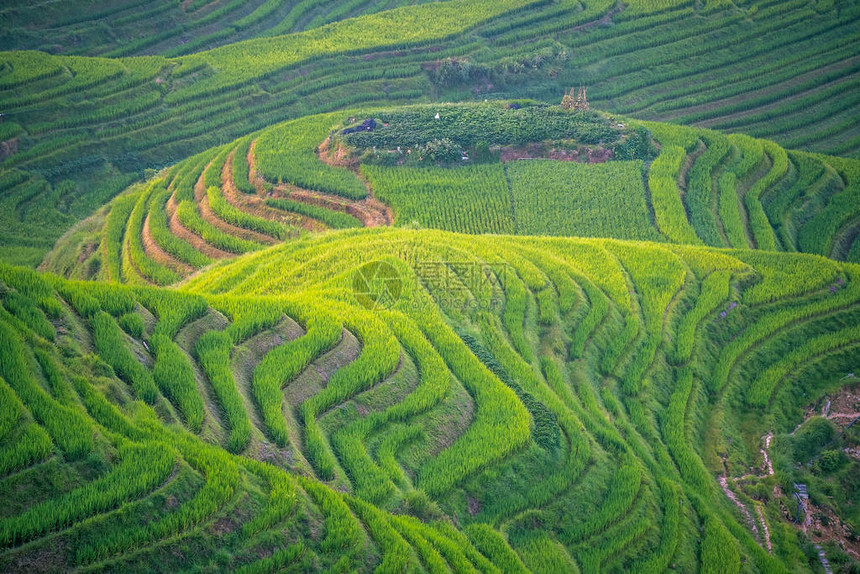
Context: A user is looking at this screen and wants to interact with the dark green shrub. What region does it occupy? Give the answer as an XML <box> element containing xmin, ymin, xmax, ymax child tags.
<box><xmin>792</xmin><ymin>417</ymin><xmax>836</xmax><ymax>463</ymax></box>
<box><xmin>817</xmin><ymin>449</ymin><xmax>845</xmax><ymax>474</ymax></box>
<box><xmin>415</xmin><ymin>138</ymin><xmax>462</xmax><ymax>164</ymax></box>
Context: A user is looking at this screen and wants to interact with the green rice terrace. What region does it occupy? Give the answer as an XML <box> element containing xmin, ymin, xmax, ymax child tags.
<box><xmin>1</xmin><ymin>0</ymin><xmax>859</xmax><ymax>264</ymax></box>
<box><xmin>2</xmin><ymin>0</ymin><xmax>860</xmax><ymax>572</ymax></box>
<box><xmin>3</xmin><ymin>227</ymin><xmax>860</xmax><ymax>572</ymax></box>
<box><xmin>1</xmin><ymin>99</ymin><xmax>858</xmax><ymax>572</ymax></box>
<box><xmin>44</xmin><ymin>102</ymin><xmax>860</xmax><ymax>284</ymax></box>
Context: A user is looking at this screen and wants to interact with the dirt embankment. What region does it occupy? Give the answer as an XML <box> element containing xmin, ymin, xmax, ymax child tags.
<box><xmin>142</xmin><ymin>213</ymin><xmax>193</xmax><ymax>274</ymax></box>
<box><xmin>300</xmin><ymin>137</ymin><xmax>393</xmax><ymax>227</ymax></box>
<box><xmin>192</xmin><ymin>159</ymin><xmax>277</xmax><ymax>245</ymax></box>
<box><xmin>223</xmin><ymin>148</ymin><xmax>323</xmax><ymax>233</ymax></box>
<box><xmin>164</xmin><ymin>159</ymin><xmax>233</xmax><ymax>260</ymax></box>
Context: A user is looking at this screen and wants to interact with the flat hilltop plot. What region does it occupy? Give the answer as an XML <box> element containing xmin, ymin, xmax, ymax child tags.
<box><xmin>508</xmin><ymin>160</ymin><xmax>663</xmax><ymax>240</ymax></box>
<box><xmin>363</xmin><ymin>159</ymin><xmax>664</xmax><ymax>240</ymax></box>
<box><xmin>44</xmin><ymin>102</ymin><xmax>658</xmax><ymax>283</ymax></box>
<box><xmin>342</xmin><ymin>103</ymin><xmax>626</xmax><ymax>149</ymax></box>
<box><xmin>363</xmin><ymin>163</ymin><xmax>515</xmax><ymax>234</ymax></box>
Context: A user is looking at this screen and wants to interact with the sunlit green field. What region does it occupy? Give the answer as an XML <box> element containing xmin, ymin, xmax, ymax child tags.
<box><xmin>1</xmin><ymin>0</ymin><xmax>859</xmax><ymax>571</ymax></box>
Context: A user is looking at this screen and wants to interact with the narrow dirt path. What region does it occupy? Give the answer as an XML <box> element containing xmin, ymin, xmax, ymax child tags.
<box><xmin>314</xmin><ymin>136</ymin><xmax>393</xmax><ymax>226</ymax></box>
<box><xmin>167</xmin><ymin>206</ymin><xmax>233</xmax><ymax>260</ymax></box>
<box><xmin>568</xmin><ymin>4</ymin><xmax>622</xmax><ymax>34</ymax></box>
<box><xmin>756</xmin><ymin>504</ymin><xmax>773</xmax><ymax>553</ymax></box>
<box><xmin>163</xmin><ymin>159</ymin><xmax>234</xmax><ymax>259</ymax></box>
<box><xmin>761</xmin><ymin>433</ymin><xmax>774</xmax><ymax>476</ymax></box>
<box><xmin>719</xmin><ymin>475</ymin><xmax>761</xmax><ymax>541</ymax></box>
<box><xmin>248</xmin><ymin>136</ymin><xmax>393</xmax><ymax>229</ymax></box>
<box><xmin>247</xmin><ymin>139</ymin><xmax>268</xmax><ymax>196</ymax></box>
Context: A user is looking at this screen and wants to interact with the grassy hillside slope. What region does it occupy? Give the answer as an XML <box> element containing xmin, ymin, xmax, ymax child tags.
<box><xmin>0</xmin><ymin>0</ymin><xmax>441</xmax><ymax>57</ymax></box>
<box><xmin>2</xmin><ymin>0</ymin><xmax>858</xmax><ymax>266</ymax></box>
<box><xmin>1</xmin><ymin>229</ymin><xmax>858</xmax><ymax>571</ymax></box>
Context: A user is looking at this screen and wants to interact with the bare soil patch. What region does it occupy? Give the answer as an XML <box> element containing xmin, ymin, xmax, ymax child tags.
<box><xmin>166</xmin><ymin>204</ymin><xmax>232</xmax><ymax>259</ymax></box>
<box><xmin>278</xmin><ymin>186</ymin><xmax>390</xmax><ymax>227</ymax></box>
<box><xmin>247</xmin><ymin>139</ymin><xmax>268</xmax><ymax>196</ymax></box>
<box><xmin>142</xmin><ymin>213</ymin><xmax>193</xmax><ymax>274</ymax></box>
<box><xmin>193</xmin><ymin>166</ymin><xmax>277</xmax><ymax>246</ymax></box>
<box><xmin>221</xmin><ymin>149</ymin><xmax>317</xmax><ymax>233</ymax></box>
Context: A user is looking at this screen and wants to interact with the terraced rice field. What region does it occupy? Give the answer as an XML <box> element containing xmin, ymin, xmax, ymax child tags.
<box><xmin>2</xmin><ymin>0</ymin><xmax>860</xmax><ymax>570</ymax></box>
<box><xmin>1</xmin><ymin>0</ymin><xmax>858</xmax><ymax>264</ymax></box>
<box><xmin>73</xmin><ymin>103</ymin><xmax>860</xmax><ymax>288</ymax></box>
<box><xmin>2</xmin><ymin>226</ymin><xmax>859</xmax><ymax>571</ymax></box>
